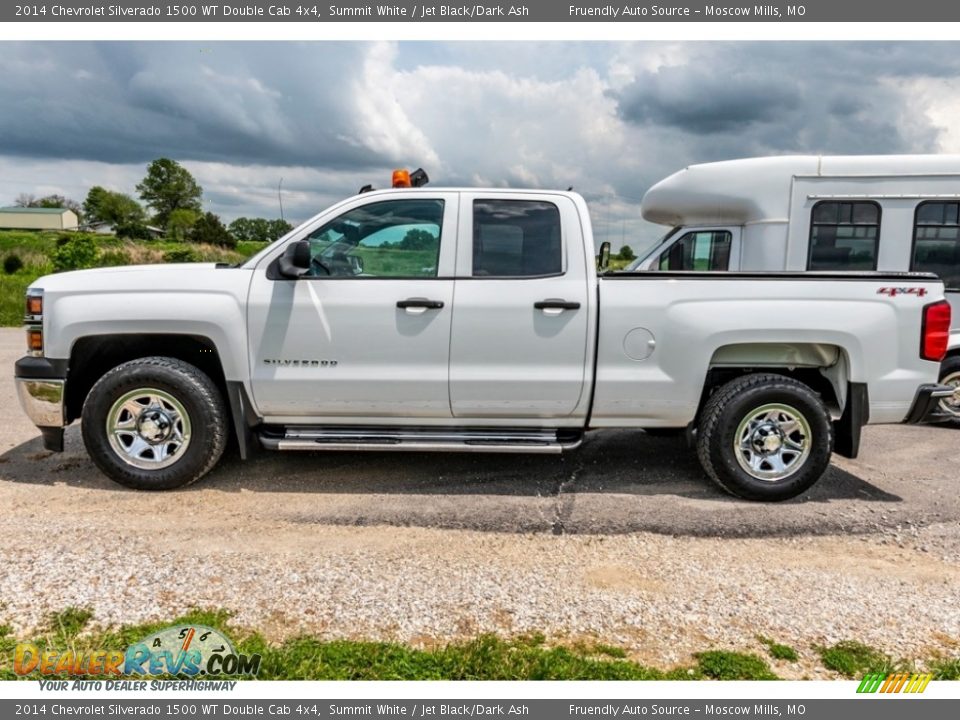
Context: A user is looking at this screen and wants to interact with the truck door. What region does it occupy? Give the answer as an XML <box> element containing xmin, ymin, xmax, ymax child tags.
<box><xmin>448</xmin><ymin>194</ymin><xmax>591</xmax><ymax>420</ymax></box>
<box><xmin>246</xmin><ymin>193</ymin><xmax>459</xmax><ymax>419</ymax></box>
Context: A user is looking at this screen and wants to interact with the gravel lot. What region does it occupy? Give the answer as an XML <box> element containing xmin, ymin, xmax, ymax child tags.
<box><xmin>1</xmin><ymin>328</ymin><xmax>958</xmax><ymax>677</ymax></box>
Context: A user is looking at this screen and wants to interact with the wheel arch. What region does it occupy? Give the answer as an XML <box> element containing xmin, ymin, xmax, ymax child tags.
<box><xmin>65</xmin><ymin>334</ymin><xmax>257</xmax><ymax>458</ymax></box>
<box><xmin>701</xmin><ymin>342</ymin><xmax>865</xmax><ymax>459</ymax></box>
<box><xmin>704</xmin><ymin>342</ymin><xmax>850</xmax><ymax>414</ymax></box>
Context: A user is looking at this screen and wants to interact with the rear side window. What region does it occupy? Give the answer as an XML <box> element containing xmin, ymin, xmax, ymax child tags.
<box><xmin>808</xmin><ymin>201</ymin><xmax>880</xmax><ymax>271</ymax></box>
<box><xmin>913</xmin><ymin>201</ymin><xmax>960</xmax><ymax>291</ymax></box>
<box><xmin>658</xmin><ymin>230</ymin><xmax>732</xmax><ymax>271</ymax></box>
<box><xmin>472</xmin><ymin>200</ymin><xmax>562</xmax><ymax>277</ymax></box>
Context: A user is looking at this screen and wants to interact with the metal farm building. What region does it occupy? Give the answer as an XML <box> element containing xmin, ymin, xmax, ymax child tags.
<box><xmin>0</xmin><ymin>207</ymin><xmax>79</xmax><ymax>231</ymax></box>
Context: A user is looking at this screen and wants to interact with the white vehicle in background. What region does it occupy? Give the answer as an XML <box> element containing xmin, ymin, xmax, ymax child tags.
<box><xmin>632</xmin><ymin>155</ymin><xmax>960</xmax><ymax>421</ymax></box>
<box><xmin>14</xmin><ymin>170</ymin><xmax>954</xmax><ymax>501</ymax></box>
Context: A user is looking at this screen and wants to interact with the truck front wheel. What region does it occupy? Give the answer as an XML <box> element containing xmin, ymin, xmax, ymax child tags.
<box><xmin>81</xmin><ymin>357</ymin><xmax>228</xmax><ymax>490</ymax></box>
<box><xmin>696</xmin><ymin>374</ymin><xmax>833</xmax><ymax>501</ymax></box>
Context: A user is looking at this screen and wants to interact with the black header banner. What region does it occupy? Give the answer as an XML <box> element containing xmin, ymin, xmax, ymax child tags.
<box><xmin>5</xmin><ymin>0</ymin><xmax>959</xmax><ymax>23</ymax></box>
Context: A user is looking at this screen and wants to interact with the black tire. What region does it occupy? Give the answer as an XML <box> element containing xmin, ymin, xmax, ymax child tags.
<box><xmin>81</xmin><ymin>357</ymin><xmax>228</xmax><ymax>490</ymax></box>
<box><xmin>937</xmin><ymin>355</ymin><xmax>960</xmax><ymax>425</ymax></box>
<box><xmin>696</xmin><ymin>373</ymin><xmax>833</xmax><ymax>502</ymax></box>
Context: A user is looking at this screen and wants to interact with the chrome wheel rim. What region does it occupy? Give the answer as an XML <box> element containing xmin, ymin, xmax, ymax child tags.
<box><xmin>734</xmin><ymin>403</ymin><xmax>811</xmax><ymax>482</ymax></box>
<box><xmin>106</xmin><ymin>388</ymin><xmax>192</xmax><ymax>470</ymax></box>
<box><xmin>939</xmin><ymin>371</ymin><xmax>960</xmax><ymax>418</ymax></box>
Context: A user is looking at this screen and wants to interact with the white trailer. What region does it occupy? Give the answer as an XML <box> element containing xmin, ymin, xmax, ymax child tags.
<box><xmin>634</xmin><ymin>155</ymin><xmax>960</xmax><ymax>420</ymax></box>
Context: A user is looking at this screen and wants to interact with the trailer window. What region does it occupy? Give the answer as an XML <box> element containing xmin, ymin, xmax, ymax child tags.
<box><xmin>472</xmin><ymin>200</ymin><xmax>562</xmax><ymax>277</ymax></box>
<box><xmin>913</xmin><ymin>201</ymin><xmax>960</xmax><ymax>291</ymax></box>
<box><xmin>808</xmin><ymin>201</ymin><xmax>880</xmax><ymax>271</ymax></box>
<box><xmin>657</xmin><ymin>230</ymin><xmax>732</xmax><ymax>271</ymax></box>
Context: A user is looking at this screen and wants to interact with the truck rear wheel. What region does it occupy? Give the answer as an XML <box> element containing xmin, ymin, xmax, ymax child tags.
<box><xmin>696</xmin><ymin>373</ymin><xmax>833</xmax><ymax>501</ymax></box>
<box><xmin>81</xmin><ymin>357</ymin><xmax>228</xmax><ymax>490</ymax></box>
<box><xmin>938</xmin><ymin>356</ymin><xmax>960</xmax><ymax>424</ymax></box>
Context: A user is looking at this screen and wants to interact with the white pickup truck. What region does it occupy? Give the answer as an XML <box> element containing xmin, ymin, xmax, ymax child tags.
<box><xmin>14</xmin><ymin>175</ymin><xmax>955</xmax><ymax>501</ymax></box>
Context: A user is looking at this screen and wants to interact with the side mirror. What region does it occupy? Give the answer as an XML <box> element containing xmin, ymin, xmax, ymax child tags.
<box><xmin>278</xmin><ymin>240</ymin><xmax>311</xmax><ymax>278</ymax></box>
<box><xmin>598</xmin><ymin>241</ymin><xmax>611</xmax><ymax>272</ymax></box>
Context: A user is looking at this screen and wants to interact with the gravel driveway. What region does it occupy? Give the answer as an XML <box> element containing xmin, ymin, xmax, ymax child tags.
<box><xmin>1</xmin><ymin>328</ymin><xmax>958</xmax><ymax>677</ymax></box>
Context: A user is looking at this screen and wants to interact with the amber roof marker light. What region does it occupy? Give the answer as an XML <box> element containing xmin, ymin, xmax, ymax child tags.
<box><xmin>391</xmin><ymin>168</ymin><xmax>430</xmax><ymax>189</ymax></box>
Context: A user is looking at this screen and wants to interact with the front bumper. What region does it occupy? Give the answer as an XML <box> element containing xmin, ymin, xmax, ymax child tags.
<box><xmin>903</xmin><ymin>383</ymin><xmax>957</xmax><ymax>424</ymax></box>
<box><xmin>14</xmin><ymin>356</ymin><xmax>68</xmax><ymax>452</ymax></box>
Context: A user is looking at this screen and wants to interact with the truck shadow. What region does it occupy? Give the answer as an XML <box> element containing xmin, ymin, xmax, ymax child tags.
<box><xmin>1</xmin><ymin>426</ymin><xmax>908</xmax><ymax>535</ymax></box>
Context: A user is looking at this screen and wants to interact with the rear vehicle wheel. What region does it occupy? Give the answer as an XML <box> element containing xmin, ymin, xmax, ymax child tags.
<box><xmin>81</xmin><ymin>357</ymin><xmax>228</xmax><ymax>490</ymax></box>
<box><xmin>696</xmin><ymin>373</ymin><xmax>833</xmax><ymax>502</ymax></box>
<box><xmin>938</xmin><ymin>356</ymin><xmax>960</xmax><ymax>424</ymax></box>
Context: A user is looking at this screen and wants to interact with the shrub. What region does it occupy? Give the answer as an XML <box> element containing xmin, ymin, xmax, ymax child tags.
<box><xmin>3</xmin><ymin>254</ymin><xmax>23</xmax><ymax>275</ymax></box>
<box><xmin>163</xmin><ymin>247</ymin><xmax>200</xmax><ymax>263</ymax></box>
<box><xmin>189</xmin><ymin>212</ymin><xmax>236</xmax><ymax>248</ymax></box>
<box><xmin>99</xmin><ymin>250</ymin><xmax>132</xmax><ymax>267</ymax></box>
<box><xmin>115</xmin><ymin>222</ymin><xmax>153</xmax><ymax>240</ymax></box>
<box><xmin>53</xmin><ymin>235</ymin><xmax>98</xmax><ymax>272</ymax></box>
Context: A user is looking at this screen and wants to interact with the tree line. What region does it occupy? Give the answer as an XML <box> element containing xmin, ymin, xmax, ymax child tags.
<box><xmin>13</xmin><ymin>158</ymin><xmax>292</xmax><ymax>248</ymax></box>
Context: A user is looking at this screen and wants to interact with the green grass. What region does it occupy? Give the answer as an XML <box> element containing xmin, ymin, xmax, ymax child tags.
<box><xmin>757</xmin><ymin>636</ymin><xmax>799</xmax><ymax>662</ymax></box>
<box><xmin>3</xmin><ymin>608</ymin><xmax>957</xmax><ymax>681</ymax></box>
<box><xmin>0</xmin><ymin>230</ymin><xmax>266</xmax><ymax>327</ymax></box>
<box><xmin>0</xmin><ymin>608</ymin><xmax>777</xmax><ymax>681</ymax></box>
<box><xmin>817</xmin><ymin>641</ymin><xmax>896</xmax><ymax>677</ymax></box>
<box><xmin>929</xmin><ymin>656</ymin><xmax>960</xmax><ymax>680</ymax></box>
<box><xmin>694</xmin><ymin>650</ymin><xmax>778</xmax><ymax>680</ymax></box>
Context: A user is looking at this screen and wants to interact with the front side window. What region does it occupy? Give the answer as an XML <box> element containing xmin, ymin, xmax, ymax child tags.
<box><xmin>808</xmin><ymin>201</ymin><xmax>880</xmax><ymax>271</ymax></box>
<box><xmin>913</xmin><ymin>201</ymin><xmax>960</xmax><ymax>291</ymax></box>
<box><xmin>304</xmin><ymin>199</ymin><xmax>444</xmax><ymax>278</ymax></box>
<box><xmin>657</xmin><ymin>230</ymin><xmax>732</xmax><ymax>271</ymax></box>
<box><xmin>472</xmin><ymin>200</ymin><xmax>562</xmax><ymax>277</ymax></box>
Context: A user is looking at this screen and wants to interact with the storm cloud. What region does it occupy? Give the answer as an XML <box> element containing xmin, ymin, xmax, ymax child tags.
<box><xmin>2</xmin><ymin>41</ymin><xmax>960</xmax><ymax>247</ymax></box>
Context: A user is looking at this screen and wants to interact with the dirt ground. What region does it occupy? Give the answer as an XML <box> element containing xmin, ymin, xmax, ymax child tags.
<box><xmin>1</xmin><ymin>328</ymin><xmax>958</xmax><ymax>678</ymax></box>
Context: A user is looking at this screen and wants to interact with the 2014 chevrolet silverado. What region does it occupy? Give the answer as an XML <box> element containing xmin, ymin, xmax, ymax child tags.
<box><xmin>14</xmin><ymin>173</ymin><xmax>955</xmax><ymax>500</ymax></box>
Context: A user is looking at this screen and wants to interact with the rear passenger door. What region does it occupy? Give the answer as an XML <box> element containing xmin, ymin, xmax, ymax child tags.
<box><xmin>448</xmin><ymin>194</ymin><xmax>591</xmax><ymax>420</ymax></box>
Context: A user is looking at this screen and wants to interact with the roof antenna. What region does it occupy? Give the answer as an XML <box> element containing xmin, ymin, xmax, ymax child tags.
<box><xmin>278</xmin><ymin>177</ymin><xmax>285</xmax><ymax>221</ymax></box>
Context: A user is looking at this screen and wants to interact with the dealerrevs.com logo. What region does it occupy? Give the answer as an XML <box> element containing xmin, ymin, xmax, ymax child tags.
<box><xmin>14</xmin><ymin>624</ymin><xmax>261</xmax><ymax>679</ymax></box>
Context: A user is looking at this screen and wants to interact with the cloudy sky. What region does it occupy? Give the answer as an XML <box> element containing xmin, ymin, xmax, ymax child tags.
<box><xmin>3</xmin><ymin>41</ymin><xmax>960</xmax><ymax>249</ymax></box>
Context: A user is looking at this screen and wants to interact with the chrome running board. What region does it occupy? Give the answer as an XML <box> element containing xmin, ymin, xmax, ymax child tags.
<box><xmin>258</xmin><ymin>427</ymin><xmax>583</xmax><ymax>454</ymax></box>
